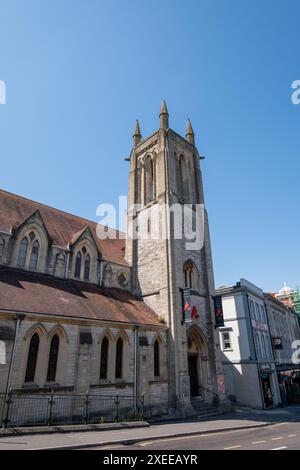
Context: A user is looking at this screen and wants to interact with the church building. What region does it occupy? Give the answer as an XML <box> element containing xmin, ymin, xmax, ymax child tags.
<box><xmin>0</xmin><ymin>102</ymin><xmax>226</xmax><ymax>421</ymax></box>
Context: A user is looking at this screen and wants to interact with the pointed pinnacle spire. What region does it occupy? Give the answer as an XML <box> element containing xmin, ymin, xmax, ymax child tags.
<box><xmin>159</xmin><ymin>99</ymin><xmax>169</xmax><ymax>130</ymax></box>
<box><xmin>185</xmin><ymin>118</ymin><xmax>195</xmax><ymax>145</ymax></box>
<box><xmin>160</xmin><ymin>99</ymin><xmax>168</xmax><ymax>116</ymax></box>
<box><xmin>133</xmin><ymin>119</ymin><xmax>142</xmax><ymax>146</ymax></box>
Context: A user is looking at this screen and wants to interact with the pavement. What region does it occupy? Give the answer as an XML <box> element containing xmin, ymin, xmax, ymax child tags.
<box><xmin>104</xmin><ymin>420</ymin><xmax>300</xmax><ymax>451</ymax></box>
<box><xmin>0</xmin><ymin>405</ymin><xmax>300</xmax><ymax>450</ymax></box>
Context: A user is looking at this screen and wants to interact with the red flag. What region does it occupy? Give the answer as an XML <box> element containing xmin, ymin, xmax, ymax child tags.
<box><xmin>215</xmin><ymin>307</ymin><xmax>222</xmax><ymax>317</ymax></box>
<box><xmin>191</xmin><ymin>306</ymin><xmax>199</xmax><ymax>319</ymax></box>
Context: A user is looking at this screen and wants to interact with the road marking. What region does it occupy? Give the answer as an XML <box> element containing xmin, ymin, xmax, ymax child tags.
<box><xmin>271</xmin><ymin>446</ymin><xmax>287</xmax><ymax>450</ymax></box>
<box><xmin>271</xmin><ymin>437</ymin><xmax>283</xmax><ymax>440</ymax></box>
<box><xmin>139</xmin><ymin>434</ymin><xmax>205</xmax><ymax>447</ymax></box>
<box><xmin>252</xmin><ymin>440</ymin><xmax>266</xmax><ymax>444</ymax></box>
<box><xmin>288</xmin><ymin>434</ymin><xmax>297</xmax><ymax>437</ymax></box>
<box><xmin>138</xmin><ymin>427</ymin><xmax>255</xmax><ymax>447</ymax></box>
<box><xmin>224</xmin><ymin>445</ymin><xmax>241</xmax><ymax>450</ymax></box>
<box><xmin>101</xmin><ymin>445</ymin><xmax>123</xmax><ymax>450</ymax></box>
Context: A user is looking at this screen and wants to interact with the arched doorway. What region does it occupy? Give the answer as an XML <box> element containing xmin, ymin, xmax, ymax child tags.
<box><xmin>187</xmin><ymin>326</ymin><xmax>210</xmax><ymax>400</ymax></box>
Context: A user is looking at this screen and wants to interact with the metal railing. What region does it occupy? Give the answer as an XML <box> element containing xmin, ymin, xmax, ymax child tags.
<box><xmin>198</xmin><ymin>385</ymin><xmax>220</xmax><ymax>406</ymax></box>
<box><xmin>198</xmin><ymin>384</ymin><xmax>219</xmax><ymax>397</ymax></box>
<box><xmin>0</xmin><ymin>391</ymin><xmax>144</xmax><ymax>428</ymax></box>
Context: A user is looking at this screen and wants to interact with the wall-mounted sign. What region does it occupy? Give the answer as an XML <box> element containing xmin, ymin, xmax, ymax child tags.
<box><xmin>272</xmin><ymin>337</ymin><xmax>283</xmax><ymax>350</ymax></box>
<box><xmin>213</xmin><ymin>295</ymin><xmax>224</xmax><ymax>327</ymax></box>
<box><xmin>217</xmin><ymin>374</ymin><xmax>226</xmax><ymax>394</ymax></box>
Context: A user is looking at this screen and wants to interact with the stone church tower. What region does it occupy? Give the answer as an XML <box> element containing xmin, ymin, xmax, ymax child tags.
<box><xmin>126</xmin><ymin>101</ymin><xmax>226</xmax><ymax>411</ymax></box>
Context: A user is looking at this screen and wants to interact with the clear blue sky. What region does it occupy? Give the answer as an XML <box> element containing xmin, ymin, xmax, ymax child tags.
<box><xmin>0</xmin><ymin>0</ymin><xmax>299</xmax><ymax>292</ymax></box>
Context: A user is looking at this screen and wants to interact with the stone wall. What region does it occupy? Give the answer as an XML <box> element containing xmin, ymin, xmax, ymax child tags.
<box><xmin>0</xmin><ymin>316</ymin><xmax>169</xmax><ymax>417</ymax></box>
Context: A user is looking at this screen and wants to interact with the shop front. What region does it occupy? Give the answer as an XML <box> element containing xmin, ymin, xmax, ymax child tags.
<box><xmin>277</xmin><ymin>365</ymin><xmax>300</xmax><ymax>405</ymax></box>
<box><xmin>260</xmin><ymin>364</ymin><xmax>279</xmax><ymax>408</ymax></box>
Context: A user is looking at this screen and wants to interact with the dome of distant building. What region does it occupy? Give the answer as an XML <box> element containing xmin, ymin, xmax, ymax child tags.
<box><xmin>278</xmin><ymin>283</ymin><xmax>293</xmax><ymax>296</ymax></box>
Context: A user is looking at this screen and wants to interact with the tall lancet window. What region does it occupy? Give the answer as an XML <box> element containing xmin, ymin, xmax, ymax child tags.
<box><xmin>84</xmin><ymin>254</ymin><xmax>90</xmax><ymax>281</ymax></box>
<box><xmin>25</xmin><ymin>333</ymin><xmax>40</xmax><ymax>382</ymax></box>
<box><xmin>29</xmin><ymin>239</ymin><xmax>39</xmax><ymax>271</ymax></box>
<box><xmin>47</xmin><ymin>334</ymin><xmax>60</xmax><ymax>382</ymax></box>
<box><xmin>115</xmin><ymin>337</ymin><xmax>123</xmax><ymax>379</ymax></box>
<box><xmin>100</xmin><ymin>336</ymin><xmax>109</xmax><ymax>380</ymax></box>
<box><xmin>184</xmin><ymin>261</ymin><xmax>198</xmax><ymax>290</ymax></box>
<box><xmin>144</xmin><ymin>156</ymin><xmax>155</xmax><ymax>205</ymax></box>
<box><xmin>0</xmin><ymin>236</ymin><xmax>5</xmax><ymax>260</ymax></box>
<box><xmin>178</xmin><ymin>156</ymin><xmax>190</xmax><ymax>202</ymax></box>
<box><xmin>178</xmin><ymin>157</ymin><xmax>184</xmax><ymax>200</ymax></box>
<box><xmin>154</xmin><ymin>339</ymin><xmax>160</xmax><ymax>377</ymax></box>
<box><xmin>74</xmin><ymin>252</ymin><xmax>81</xmax><ymax>278</ymax></box>
<box><xmin>136</xmin><ymin>164</ymin><xmax>142</xmax><ymax>204</ymax></box>
<box><xmin>18</xmin><ymin>237</ymin><xmax>28</xmax><ymax>268</ymax></box>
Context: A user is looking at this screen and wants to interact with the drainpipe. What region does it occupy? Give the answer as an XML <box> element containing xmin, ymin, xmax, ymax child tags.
<box><xmin>133</xmin><ymin>326</ymin><xmax>139</xmax><ymax>412</ymax></box>
<box><xmin>5</xmin><ymin>314</ymin><xmax>25</xmax><ymax>396</ymax></box>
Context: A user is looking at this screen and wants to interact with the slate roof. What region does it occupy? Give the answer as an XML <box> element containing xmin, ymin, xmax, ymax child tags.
<box><xmin>0</xmin><ymin>268</ymin><xmax>162</xmax><ymax>327</ymax></box>
<box><xmin>0</xmin><ymin>189</ymin><xmax>127</xmax><ymax>265</ymax></box>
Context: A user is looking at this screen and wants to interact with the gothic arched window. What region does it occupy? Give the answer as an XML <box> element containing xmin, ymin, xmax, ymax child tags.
<box><xmin>136</xmin><ymin>164</ymin><xmax>142</xmax><ymax>204</ymax></box>
<box><xmin>47</xmin><ymin>334</ymin><xmax>60</xmax><ymax>382</ymax></box>
<box><xmin>184</xmin><ymin>261</ymin><xmax>197</xmax><ymax>289</ymax></box>
<box><xmin>144</xmin><ymin>157</ymin><xmax>154</xmax><ymax>205</ymax></box>
<box><xmin>25</xmin><ymin>333</ymin><xmax>40</xmax><ymax>382</ymax></box>
<box><xmin>74</xmin><ymin>252</ymin><xmax>82</xmax><ymax>278</ymax></box>
<box><xmin>74</xmin><ymin>247</ymin><xmax>91</xmax><ymax>281</ymax></box>
<box><xmin>100</xmin><ymin>336</ymin><xmax>109</xmax><ymax>380</ymax></box>
<box><xmin>29</xmin><ymin>239</ymin><xmax>39</xmax><ymax>271</ymax></box>
<box><xmin>18</xmin><ymin>237</ymin><xmax>28</xmax><ymax>268</ymax></box>
<box><xmin>84</xmin><ymin>254</ymin><xmax>90</xmax><ymax>281</ymax></box>
<box><xmin>55</xmin><ymin>252</ymin><xmax>65</xmax><ymax>278</ymax></box>
<box><xmin>115</xmin><ymin>337</ymin><xmax>123</xmax><ymax>379</ymax></box>
<box><xmin>178</xmin><ymin>157</ymin><xmax>184</xmax><ymax>200</ymax></box>
<box><xmin>0</xmin><ymin>236</ymin><xmax>5</xmax><ymax>260</ymax></box>
<box><xmin>178</xmin><ymin>156</ymin><xmax>190</xmax><ymax>202</ymax></box>
<box><xmin>154</xmin><ymin>339</ymin><xmax>160</xmax><ymax>377</ymax></box>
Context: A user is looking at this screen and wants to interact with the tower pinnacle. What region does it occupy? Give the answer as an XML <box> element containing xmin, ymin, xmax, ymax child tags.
<box><xmin>185</xmin><ymin>118</ymin><xmax>195</xmax><ymax>145</ymax></box>
<box><xmin>133</xmin><ymin>119</ymin><xmax>142</xmax><ymax>146</ymax></box>
<box><xmin>159</xmin><ymin>99</ymin><xmax>169</xmax><ymax>130</ymax></box>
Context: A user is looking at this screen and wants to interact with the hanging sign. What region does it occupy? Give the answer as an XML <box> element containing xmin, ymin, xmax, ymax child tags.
<box><xmin>181</xmin><ymin>288</ymin><xmax>192</xmax><ymax>324</ymax></box>
<box><xmin>213</xmin><ymin>295</ymin><xmax>224</xmax><ymax>327</ymax></box>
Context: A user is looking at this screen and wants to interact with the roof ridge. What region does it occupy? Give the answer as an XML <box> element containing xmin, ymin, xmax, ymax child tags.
<box><xmin>0</xmin><ymin>188</ymin><xmax>125</xmax><ymax>236</ymax></box>
<box><xmin>0</xmin><ymin>265</ymin><xmax>128</xmax><ymax>293</ymax></box>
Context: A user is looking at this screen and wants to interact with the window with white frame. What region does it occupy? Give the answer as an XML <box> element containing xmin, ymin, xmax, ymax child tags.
<box><xmin>261</xmin><ymin>334</ymin><xmax>267</xmax><ymax>358</ymax></box>
<box><xmin>249</xmin><ymin>299</ymin><xmax>255</xmax><ymax>320</ymax></box>
<box><xmin>254</xmin><ymin>333</ymin><xmax>262</xmax><ymax>358</ymax></box>
<box><xmin>255</xmin><ymin>303</ymin><xmax>261</xmax><ymax>322</ymax></box>
<box><xmin>259</xmin><ymin>304</ymin><xmax>266</xmax><ymax>323</ymax></box>
<box><xmin>266</xmin><ymin>335</ymin><xmax>273</xmax><ymax>358</ymax></box>
<box><xmin>222</xmin><ymin>331</ymin><xmax>232</xmax><ymax>350</ymax></box>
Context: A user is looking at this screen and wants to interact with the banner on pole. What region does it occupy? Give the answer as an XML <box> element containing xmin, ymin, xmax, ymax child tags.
<box><xmin>213</xmin><ymin>295</ymin><xmax>224</xmax><ymax>327</ymax></box>
<box><xmin>181</xmin><ymin>288</ymin><xmax>192</xmax><ymax>323</ymax></box>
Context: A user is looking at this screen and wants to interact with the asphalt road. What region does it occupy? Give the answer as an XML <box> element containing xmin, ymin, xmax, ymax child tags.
<box><xmin>98</xmin><ymin>420</ymin><xmax>300</xmax><ymax>450</ymax></box>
